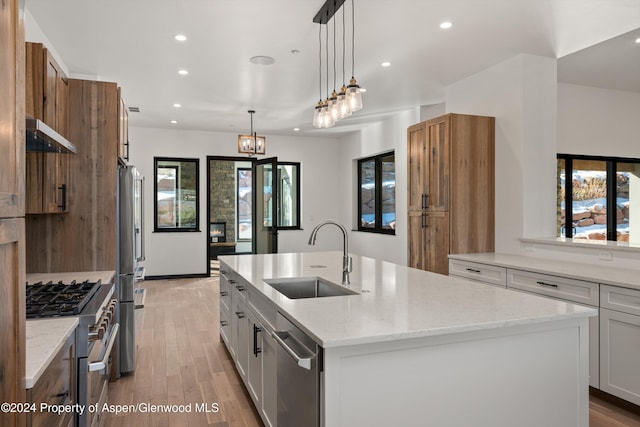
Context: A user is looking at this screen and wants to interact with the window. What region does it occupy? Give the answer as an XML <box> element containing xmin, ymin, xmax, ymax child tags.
<box><xmin>277</xmin><ymin>162</ymin><xmax>300</xmax><ymax>229</ymax></box>
<box><xmin>154</xmin><ymin>157</ymin><xmax>199</xmax><ymax>232</ymax></box>
<box><xmin>557</xmin><ymin>154</ymin><xmax>639</xmax><ymax>243</ymax></box>
<box><xmin>358</xmin><ymin>152</ymin><xmax>395</xmax><ymax>234</ymax></box>
<box><xmin>237</xmin><ymin>167</ymin><xmax>252</xmax><ymax>240</ymax></box>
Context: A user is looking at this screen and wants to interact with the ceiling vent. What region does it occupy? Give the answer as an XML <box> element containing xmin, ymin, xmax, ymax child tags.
<box><xmin>128</xmin><ymin>107</ymin><xmax>140</xmax><ymax>113</ymax></box>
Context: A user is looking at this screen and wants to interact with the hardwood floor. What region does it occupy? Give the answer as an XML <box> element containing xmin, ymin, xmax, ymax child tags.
<box><xmin>105</xmin><ymin>276</ymin><xmax>262</xmax><ymax>427</ymax></box>
<box><xmin>106</xmin><ymin>276</ymin><xmax>640</xmax><ymax>427</ymax></box>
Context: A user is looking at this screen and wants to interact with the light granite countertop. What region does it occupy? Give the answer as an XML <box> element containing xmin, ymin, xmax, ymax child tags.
<box><xmin>219</xmin><ymin>252</ymin><xmax>596</xmax><ymax>348</ymax></box>
<box><xmin>448</xmin><ymin>252</ymin><xmax>640</xmax><ymax>291</ymax></box>
<box><xmin>25</xmin><ymin>317</ymin><xmax>78</xmax><ymax>389</ymax></box>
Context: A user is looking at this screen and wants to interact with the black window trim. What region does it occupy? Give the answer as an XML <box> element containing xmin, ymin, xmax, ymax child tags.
<box><xmin>557</xmin><ymin>153</ymin><xmax>639</xmax><ymax>241</ymax></box>
<box><xmin>153</xmin><ymin>156</ymin><xmax>201</xmax><ymax>233</ymax></box>
<box><xmin>357</xmin><ymin>151</ymin><xmax>396</xmax><ymax>235</ymax></box>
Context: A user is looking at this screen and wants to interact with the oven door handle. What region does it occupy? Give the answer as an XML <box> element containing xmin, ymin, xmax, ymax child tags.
<box><xmin>88</xmin><ymin>323</ymin><xmax>119</xmax><ymax>372</ymax></box>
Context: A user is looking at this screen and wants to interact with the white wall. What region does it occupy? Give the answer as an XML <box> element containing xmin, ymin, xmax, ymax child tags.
<box><xmin>445</xmin><ymin>54</ymin><xmax>558</xmax><ymax>254</ymax></box>
<box><xmin>336</xmin><ymin>109</ymin><xmax>419</xmax><ymax>265</ymax></box>
<box><xmin>558</xmin><ymin>83</ymin><xmax>640</xmax><ymax>158</ymax></box>
<box><xmin>128</xmin><ymin>126</ymin><xmax>342</xmax><ymax>276</ymax></box>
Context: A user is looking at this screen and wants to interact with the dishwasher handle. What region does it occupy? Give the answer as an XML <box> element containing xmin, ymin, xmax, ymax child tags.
<box><xmin>272</xmin><ymin>330</ymin><xmax>315</xmax><ymax>370</ymax></box>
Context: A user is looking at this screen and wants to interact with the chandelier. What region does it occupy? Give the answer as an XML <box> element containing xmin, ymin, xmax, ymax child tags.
<box><xmin>312</xmin><ymin>0</ymin><xmax>363</xmax><ymax>129</ymax></box>
<box><xmin>237</xmin><ymin>110</ymin><xmax>266</xmax><ymax>155</ymax></box>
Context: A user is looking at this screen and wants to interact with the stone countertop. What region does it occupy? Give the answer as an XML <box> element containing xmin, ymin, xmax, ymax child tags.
<box><xmin>219</xmin><ymin>252</ymin><xmax>596</xmax><ymax>348</ymax></box>
<box><xmin>448</xmin><ymin>253</ymin><xmax>640</xmax><ymax>291</ymax></box>
<box><xmin>26</xmin><ymin>270</ymin><xmax>115</xmax><ymax>285</ymax></box>
<box><xmin>25</xmin><ymin>317</ymin><xmax>78</xmax><ymax>389</ymax></box>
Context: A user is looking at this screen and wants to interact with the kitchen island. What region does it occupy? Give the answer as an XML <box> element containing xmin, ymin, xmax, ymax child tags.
<box><xmin>219</xmin><ymin>252</ymin><xmax>596</xmax><ymax>427</ymax></box>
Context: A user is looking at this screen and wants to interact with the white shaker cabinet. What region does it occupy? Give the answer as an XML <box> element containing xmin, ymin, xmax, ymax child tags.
<box><xmin>448</xmin><ymin>259</ymin><xmax>506</xmax><ymax>288</ymax></box>
<box><xmin>600</xmin><ymin>285</ymin><xmax>640</xmax><ymax>405</ymax></box>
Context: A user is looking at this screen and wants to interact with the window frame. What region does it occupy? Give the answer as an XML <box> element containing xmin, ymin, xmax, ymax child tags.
<box><xmin>154</xmin><ymin>156</ymin><xmax>200</xmax><ymax>233</ymax></box>
<box><xmin>357</xmin><ymin>151</ymin><xmax>396</xmax><ymax>235</ymax></box>
<box><xmin>557</xmin><ymin>153</ymin><xmax>638</xmax><ymax>241</ymax></box>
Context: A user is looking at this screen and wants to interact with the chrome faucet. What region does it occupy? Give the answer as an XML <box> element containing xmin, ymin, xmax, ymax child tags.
<box><xmin>308</xmin><ymin>220</ymin><xmax>353</xmax><ymax>284</ymax></box>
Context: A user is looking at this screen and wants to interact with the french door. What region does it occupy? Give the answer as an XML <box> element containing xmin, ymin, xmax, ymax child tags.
<box><xmin>253</xmin><ymin>157</ymin><xmax>278</xmax><ymax>254</ymax></box>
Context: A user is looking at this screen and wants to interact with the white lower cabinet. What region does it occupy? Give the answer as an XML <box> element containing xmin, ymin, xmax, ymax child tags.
<box><xmin>448</xmin><ymin>259</ymin><xmax>507</xmax><ymax>288</ymax></box>
<box><xmin>220</xmin><ymin>261</ymin><xmax>276</xmax><ymax>427</ymax></box>
<box><xmin>600</xmin><ymin>285</ymin><xmax>640</xmax><ymax>405</ymax></box>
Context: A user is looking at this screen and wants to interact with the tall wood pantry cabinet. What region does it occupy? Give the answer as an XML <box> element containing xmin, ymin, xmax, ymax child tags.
<box><xmin>407</xmin><ymin>113</ymin><xmax>495</xmax><ymax>275</ymax></box>
<box><xmin>0</xmin><ymin>0</ymin><xmax>27</xmax><ymax>426</ymax></box>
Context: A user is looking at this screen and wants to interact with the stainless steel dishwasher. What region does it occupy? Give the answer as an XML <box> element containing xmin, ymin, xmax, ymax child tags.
<box><xmin>272</xmin><ymin>312</ymin><xmax>321</xmax><ymax>427</ymax></box>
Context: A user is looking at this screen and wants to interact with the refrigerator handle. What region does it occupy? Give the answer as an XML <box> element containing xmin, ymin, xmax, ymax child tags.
<box><xmin>138</xmin><ymin>176</ymin><xmax>146</xmax><ymax>262</ymax></box>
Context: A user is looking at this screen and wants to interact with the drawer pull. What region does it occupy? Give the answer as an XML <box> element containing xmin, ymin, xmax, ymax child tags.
<box><xmin>466</xmin><ymin>268</ymin><xmax>481</xmax><ymax>273</ymax></box>
<box><xmin>536</xmin><ymin>281</ymin><xmax>558</xmax><ymax>288</ymax></box>
<box><xmin>220</xmin><ymin>291</ymin><xmax>228</xmax><ymax>296</ymax></box>
<box><xmin>220</xmin><ymin>320</ymin><xmax>228</xmax><ymax>327</ymax></box>
<box><xmin>235</xmin><ymin>311</ymin><xmax>246</xmax><ymax>319</ymax></box>
<box><xmin>55</xmin><ymin>391</ymin><xmax>70</xmax><ymax>404</ymax></box>
<box><xmin>236</xmin><ymin>285</ymin><xmax>246</xmax><ymax>292</ymax></box>
<box><xmin>229</xmin><ymin>279</ymin><xmax>237</xmax><ymax>284</ymax></box>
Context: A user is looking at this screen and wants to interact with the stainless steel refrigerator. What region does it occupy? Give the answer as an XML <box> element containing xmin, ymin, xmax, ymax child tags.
<box><xmin>117</xmin><ymin>164</ymin><xmax>145</xmax><ymax>375</ymax></box>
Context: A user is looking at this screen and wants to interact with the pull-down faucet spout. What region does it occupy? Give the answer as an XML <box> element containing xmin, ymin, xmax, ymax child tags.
<box><xmin>308</xmin><ymin>221</ymin><xmax>352</xmax><ymax>284</ymax></box>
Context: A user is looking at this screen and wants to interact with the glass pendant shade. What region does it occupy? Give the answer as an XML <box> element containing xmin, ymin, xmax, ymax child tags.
<box><xmin>337</xmin><ymin>85</ymin><xmax>351</xmax><ymax>119</ymax></box>
<box><xmin>346</xmin><ymin>77</ymin><xmax>363</xmax><ymax>112</ymax></box>
<box><xmin>321</xmin><ymin>99</ymin><xmax>334</xmax><ymax>128</ymax></box>
<box><xmin>313</xmin><ymin>100</ymin><xmax>323</xmax><ymax>128</ymax></box>
<box><xmin>329</xmin><ymin>90</ymin><xmax>340</xmax><ymax>122</ymax></box>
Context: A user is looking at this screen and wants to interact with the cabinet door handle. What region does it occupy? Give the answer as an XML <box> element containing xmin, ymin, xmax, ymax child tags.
<box><xmin>220</xmin><ymin>320</ymin><xmax>228</xmax><ymax>327</ymax></box>
<box><xmin>536</xmin><ymin>281</ymin><xmax>558</xmax><ymax>288</ymax></box>
<box><xmin>253</xmin><ymin>324</ymin><xmax>262</xmax><ymax>357</ymax></box>
<box><xmin>236</xmin><ymin>285</ymin><xmax>245</xmax><ymax>292</ymax></box>
<box><xmin>229</xmin><ymin>279</ymin><xmax>236</xmax><ymax>284</ymax></box>
<box><xmin>124</xmin><ymin>141</ymin><xmax>130</xmax><ymax>161</ymax></box>
<box><xmin>466</xmin><ymin>268</ymin><xmax>481</xmax><ymax>274</ymax></box>
<box><xmin>220</xmin><ymin>291</ymin><xmax>228</xmax><ymax>296</ymax></box>
<box><xmin>57</xmin><ymin>184</ymin><xmax>67</xmax><ymax>211</ymax></box>
<box><xmin>235</xmin><ymin>311</ymin><xmax>245</xmax><ymax>319</ymax></box>
<box><xmin>421</xmin><ymin>194</ymin><xmax>427</xmax><ymax>209</ymax></box>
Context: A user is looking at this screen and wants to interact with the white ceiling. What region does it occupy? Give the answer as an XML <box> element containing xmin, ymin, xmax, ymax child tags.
<box><xmin>25</xmin><ymin>0</ymin><xmax>640</xmax><ymax>137</ymax></box>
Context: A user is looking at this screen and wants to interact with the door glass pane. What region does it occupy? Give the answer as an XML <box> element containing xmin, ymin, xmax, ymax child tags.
<box><xmin>277</xmin><ymin>163</ymin><xmax>299</xmax><ymax>228</ymax></box>
<box><xmin>360</xmin><ymin>159</ymin><xmax>375</xmax><ymax>229</ymax></box>
<box><xmin>262</xmin><ymin>165</ymin><xmax>273</xmax><ymax>228</ymax></box>
<box><xmin>381</xmin><ymin>154</ymin><xmax>396</xmax><ymax>230</ymax></box>
<box><xmin>237</xmin><ymin>168</ymin><xmax>252</xmax><ymax>240</ymax></box>
<box><xmin>557</xmin><ymin>159</ymin><xmax>566</xmax><ymax>237</ymax></box>
<box><xmin>617</xmin><ymin>163</ymin><xmax>639</xmax><ymax>243</ymax></box>
<box><xmin>572</xmin><ymin>160</ymin><xmax>607</xmax><ymax>240</ymax></box>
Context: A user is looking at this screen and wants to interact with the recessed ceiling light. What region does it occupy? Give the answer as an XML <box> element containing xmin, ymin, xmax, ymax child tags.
<box><xmin>250</xmin><ymin>56</ymin><xmax>275</xmax><ymax>65</ymax></box>
<box><xmin>293</xmin><ymin>127</ymin><xmax>300</xmax><ymax>132</ymax></box>
<box><xmin>178</xmin><ymin>69</ymin><xmax>189</xmax><ymax>76</ymax></box>
<box><xmin>174</xmin><ymin>34</ymin><xmax>187</xmax><ymax>42</ymax></box>
<box><xmin>291</xmin><ymin>50</ymin><xmax>300</xmax><ymax>55</ymax></box>
<box><xmin>636</xmin><ymin>37</ymin><xmax>640</xmax><ymax>44</ymax></box>
<box><xmin>440</xmin><ymin>21</ymin><xmax>453</xmax><ymax>29</ymax></box>
<box><xmin>173</xmin><ymin>103</ymin><xmax>182</xmax><ymax>108</ymax></box>
<box><xmin>381</xmin><ymin>61</ymin><xmax>391</xmax><ymax>67</ymax></box>
<box><xmin>170</xmin><ymin>120</ymin><xmax>178</xmax><ymax>124</ymax></box>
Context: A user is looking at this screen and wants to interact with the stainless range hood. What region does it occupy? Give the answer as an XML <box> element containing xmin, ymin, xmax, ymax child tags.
<box><xmin>26</xmin><ymin>116</ymin><xmax>77</xmax><ymax>154</ymax></box>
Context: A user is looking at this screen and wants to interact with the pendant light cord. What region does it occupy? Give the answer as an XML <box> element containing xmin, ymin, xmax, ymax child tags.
<box><xmin>351</xmin><ymin>0</ymin><xmax>355</xmax><ymax>78</ymax></box>
<box><xmin>333</xmin><ymin>12</ymin><xmax>336</xmax><ymax>92</ymax></box>
<box><xmin>342</xmin><ymin>5</ymin><xmax>346</xmax><ymax>86</ymax></box>
<box><xmin>318</xmin><ymin>23</ymin><xmax>322</xmax><ymax>101</ymax></box>
<box><xmin>326</xmin><ymin>17</ymin><xmax>329</xmax><ymax>99</ymax></box>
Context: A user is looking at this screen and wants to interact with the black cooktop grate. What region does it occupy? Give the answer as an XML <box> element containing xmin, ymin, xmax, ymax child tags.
<box><xmin>25</xmin><ymin>279</ymin><xmax>102</xmax><ymax>319</ymax></box>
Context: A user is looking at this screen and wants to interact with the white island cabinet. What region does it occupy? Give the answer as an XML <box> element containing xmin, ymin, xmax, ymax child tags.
<box><xmin>220</xmin><ymin>252</ymin><xmax>596</xmax><ymax>427</ymax></box>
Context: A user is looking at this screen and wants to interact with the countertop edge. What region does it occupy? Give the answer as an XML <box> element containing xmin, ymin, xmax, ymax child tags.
<box><xmin>25</xmin><ymin>317</ymin><xmax>78</xmax><ymax>389</ymax></box>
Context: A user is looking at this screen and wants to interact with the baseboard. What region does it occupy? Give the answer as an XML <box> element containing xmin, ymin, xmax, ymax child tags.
<box><xmin>144</xmin><ymin>273</ymin><xmax>210</xmax><ymax>280</ymax></box>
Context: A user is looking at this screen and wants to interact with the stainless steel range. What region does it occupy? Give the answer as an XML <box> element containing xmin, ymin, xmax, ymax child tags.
<box><xmin>26</xmin><ymin>278</ymin><xmax>118</xmax><ymax>427</ymax></box>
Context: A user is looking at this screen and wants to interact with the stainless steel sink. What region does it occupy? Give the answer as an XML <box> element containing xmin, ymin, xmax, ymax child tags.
<box><xmin>263</xmin><ymin>277</ymin><xmax>358</xmax><ymax>299</ymax></box>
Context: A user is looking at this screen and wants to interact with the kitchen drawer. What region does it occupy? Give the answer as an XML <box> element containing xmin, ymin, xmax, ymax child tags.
<box><xmin>600</xmin><ymin>285</ymin><xmax>640</xmax><ymax>316</ymax></box>
<box><xmin>220</xmin><ymin>277</ymin><xmax>231</xmax><ymax>311</ymax></box>
<box><xmin>232</xmin><ymin>276</ymin><xmax>248</xmax><ymax>302</ymax></box>
<box><xmin>448</xmin><ymin>259</ymin><xmax>506</xmax><ymax>288</ymax></box>
<box><xmin>507</xmin><ymin>269</ymin><xmax>598</xmax><ymax>306</ymax></box>
<box><xmin>220</xmin><ymin>306</ymin><xmax>231</xmax><ymax>347</ymax></box>
<box><xmin>248</xmin><ymin>287</ymin><xmax>277</xmax><ymax>333</ymax></box>
<box><xmin>27</xmin><ymin>333</ymin><xmax>75</xmax><ymax>427</ymax></box>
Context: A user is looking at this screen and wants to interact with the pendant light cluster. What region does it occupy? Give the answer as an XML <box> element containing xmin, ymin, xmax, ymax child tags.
<box><xmin>312</xmin><ymin>0</ymin><xmax>363</xmax><ymax>129</ymax></box>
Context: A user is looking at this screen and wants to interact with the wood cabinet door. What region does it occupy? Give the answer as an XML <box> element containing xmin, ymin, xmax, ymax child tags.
<box><xmin>425</xmin><ymin>212</ymin><xmax>450</xmax><ymax>274</ymax></box>
<box><xmin>0</xmin><ymin>219</ymin><xmax>27</xmax><ymax>427</ymax></box>
<box><xmin>407</xmin><ymin>211</ymin><xmax>425</xmax><ymax>270</ymax></box>
<box><xmin>426</xmin><ymin>116</ymin><xmax>450</xmax><ymax>212</ymax></box>
<box><xmin>407</xmin><ymin>122</ymin><xmax>426</xmax><ymax>212</ymax></box>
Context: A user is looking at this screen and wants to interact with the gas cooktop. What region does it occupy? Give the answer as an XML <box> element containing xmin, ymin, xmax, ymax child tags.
<box><xmin>25</xmin><ymin>280</ymin><xmax>102</xmax><ymax>319</ymax></box>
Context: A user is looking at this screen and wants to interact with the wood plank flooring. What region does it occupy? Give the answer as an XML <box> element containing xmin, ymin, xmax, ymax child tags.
<box><xmin>105</xmin><ymin>276</ymin><xmax>640</xmax><ymax>427</ymax></box>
